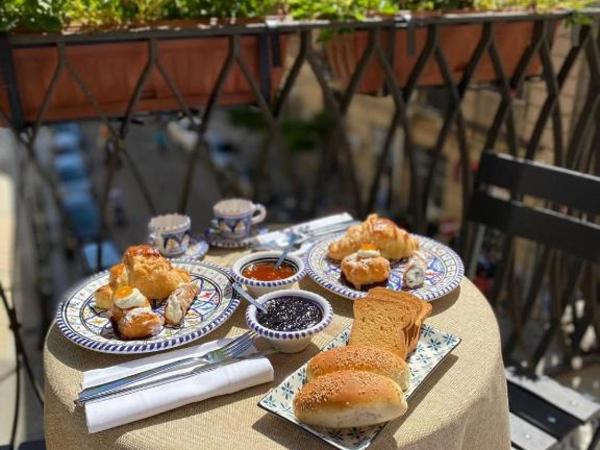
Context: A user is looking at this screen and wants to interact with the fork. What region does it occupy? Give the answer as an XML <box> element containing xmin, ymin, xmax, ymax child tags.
<box><xmin>76</xmin><ymin>330</ymin><xmax>257</xmax><ymax>405</ymax></box>
<box><xmin>81</xmin><ymin>348</ymin><xmax>280</xmax><ymax>405</ymax></box>
<box><xmin>254</xmin><ymin>221</ymin><xmax>358</xmax><ymax>251</ymax></box>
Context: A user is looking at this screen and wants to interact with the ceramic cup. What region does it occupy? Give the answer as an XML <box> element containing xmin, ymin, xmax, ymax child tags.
<box><xmin>212</xmin><ymin>198</ymin><xmax>266</xmax><ymax>239</ymax></box>
<box><xmin>148</xmin><ymin>213</ymin><xmax>191</xmax><ymax>257</ymax></box>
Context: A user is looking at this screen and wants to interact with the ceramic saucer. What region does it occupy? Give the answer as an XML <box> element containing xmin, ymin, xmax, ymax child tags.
<box><xmin>151</xmin><ymin>237</ymin><xmax>209</xmax><ymax>260</ymax></box>
<box><xmin>204</xmin><ymin>227</ymin><xmax>264</xmax><ymax>249</ymax></box>
<box><xmin>177</xmin><ymin>238</ymin><xmax>209</xmax><ymax>259</ymax></box>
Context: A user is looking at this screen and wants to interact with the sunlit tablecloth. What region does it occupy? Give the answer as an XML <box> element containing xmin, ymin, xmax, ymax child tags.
<box><xmin>44</xmin><ymin>247</ymin><xmax>510</xmax><ymax>450</ymax></box>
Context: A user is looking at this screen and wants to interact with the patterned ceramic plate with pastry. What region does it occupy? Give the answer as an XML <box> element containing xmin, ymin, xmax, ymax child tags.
<box><xmin>56</xmin><ymin>260</ymin><xmax>239</xmax><ymax>354</ymax></box>
<box><xmin>306</xmin><ymin>232</ymin><xmax>464</xmax><ymax>301</ymax></box>
<box><xmin>259</xmin><ymin>325</ymin><xmax>460</xmax><ymax>450</ymax></box>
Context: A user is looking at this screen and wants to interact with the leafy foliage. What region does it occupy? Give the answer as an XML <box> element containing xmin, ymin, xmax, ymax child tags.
<box><xmin>0</xmin><ymin>0</ymin><xmax>593</xmax><ymax>32</ymax></box>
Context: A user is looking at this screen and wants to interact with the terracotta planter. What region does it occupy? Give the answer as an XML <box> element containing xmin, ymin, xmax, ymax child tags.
<box><xmin>325</xmin><ymin>20</ymin><xmax>550</xmax><ymax>93</ymax></box>
<box><xmin>0</xmin><ymin>33</ymin><xmax>287</xmax><ymax>124</ymax></box>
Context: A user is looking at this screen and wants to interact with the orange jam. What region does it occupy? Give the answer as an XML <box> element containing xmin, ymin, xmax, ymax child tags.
<box><xmin>242</xmin><ymin>261</ymin><xmax>296</xmax><ymax>281</ymax></box>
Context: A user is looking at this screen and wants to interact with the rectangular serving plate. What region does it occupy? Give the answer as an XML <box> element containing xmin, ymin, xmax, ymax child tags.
<box><xmin>258</xmin><ymin>324</ymin><xmax>461</xmax><ymax>450</ymax></box>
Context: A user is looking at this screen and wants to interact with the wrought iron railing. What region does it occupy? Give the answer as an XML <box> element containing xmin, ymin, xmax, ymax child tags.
<box><xmin>1</xmin><ymin>10</ymin><xmax>599</xmax><ymax>367</ymax></box>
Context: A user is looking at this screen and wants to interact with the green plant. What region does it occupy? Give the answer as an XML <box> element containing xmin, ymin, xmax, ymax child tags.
<box><xmin>0</xmin><ymin>0</ymin><xmax>594</xmax><ymax>32</ymax></box>
<box><xmin>0</xmin><ymin>0</ymin><xmax>282</xmax><ymax>31</ymax></box>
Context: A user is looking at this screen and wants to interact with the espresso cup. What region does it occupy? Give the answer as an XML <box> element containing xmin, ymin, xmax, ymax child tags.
<box><xmin>148</xmin><ymin>213</ymin><xmax>191</xmax><ymax>257</ymax></box>
<box><xmin>212</xmin><ymin>198</ymin><xmax>266</xmax><ymax>239</ymax></box>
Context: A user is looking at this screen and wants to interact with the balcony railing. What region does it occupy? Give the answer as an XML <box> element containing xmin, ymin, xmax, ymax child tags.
<box><xmin>1</xmin><ymin>10</ymin><xmax>599</xmax><ymax>365</ymax></box>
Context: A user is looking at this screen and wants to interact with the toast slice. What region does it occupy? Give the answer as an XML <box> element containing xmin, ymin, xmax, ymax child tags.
<box><xmin>368</xmin><ymin>288</ymin><xmax>432</xmax><ymax>352</ymax></box>
<box><xmin>349</xmin><ymin>288</ymin><xmax>431</xmax><ymax>359</ymax></box>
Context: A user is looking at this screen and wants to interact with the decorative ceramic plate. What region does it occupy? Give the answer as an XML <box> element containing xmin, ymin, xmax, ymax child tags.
<box><xmin>56</xmin><ymin>261</ymin><xmax>239</xmax><ymax>354</ymax></box>
<box><xmin>305</xmin><ymin>234</ymin><xmax>464</xmax><ymax>301</ymax></box>
<box><xmin>259</xmin><ymin>324</ymin><xmax>460</xmax><ymax>450</ymax></box>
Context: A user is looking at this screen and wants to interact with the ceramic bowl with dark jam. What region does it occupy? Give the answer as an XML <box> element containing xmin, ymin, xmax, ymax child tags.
<box><xmin>231</xmin><ymin>251</ymin><xmax>306</xmax><ymax>297</ymax></box>
<box><xmin>245</xmin><ymin>289</ymin><xmax>333</xmax><ymax>353</ymax></box>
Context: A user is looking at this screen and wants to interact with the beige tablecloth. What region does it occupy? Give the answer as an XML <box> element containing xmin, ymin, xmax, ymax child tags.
<box><xmin>44</xmin><ymin>248</ymin><xmax>511</xmax><ymax>450</ymax></box>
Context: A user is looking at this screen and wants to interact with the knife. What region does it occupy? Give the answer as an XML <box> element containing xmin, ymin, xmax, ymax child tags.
<box><xmin>76</xmin><ymin>348</ymin><xmax>278</xmax><ymax>406</ymax></box>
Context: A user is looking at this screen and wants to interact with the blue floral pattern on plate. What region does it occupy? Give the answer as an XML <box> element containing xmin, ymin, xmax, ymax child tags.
<box><xmin>306</xmin><ymin>233</ymin><xmax>464</xmax><ymax>301</ymax></box>
<box><xmin>56</xmin><ymin>261</ymin><xmax>239</xmax><ymax>354</ymax></box>
<box><xmin>258</xmin><ymin>325</ymin><xmax>460</xmax><ymax>450</ymax></box>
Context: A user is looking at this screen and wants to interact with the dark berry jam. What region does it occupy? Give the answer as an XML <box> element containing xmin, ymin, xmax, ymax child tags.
<box><xmin>257</xmin><ymin>296</ymin><xmax>323</xmax><ymax>332</ymax></box>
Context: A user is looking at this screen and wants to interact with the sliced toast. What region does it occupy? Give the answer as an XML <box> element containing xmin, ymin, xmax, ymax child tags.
<box><xmin>349</xmin><ymin>288</ymin><xmax>432</xmax><ymax>359</ymax></box>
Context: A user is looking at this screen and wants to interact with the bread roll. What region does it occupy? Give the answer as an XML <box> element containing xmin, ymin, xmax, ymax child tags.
<box><xmin>109</xmin><ymin>263</ymin><xmax>129</xmax><ymax>290</ymax></box>
<box><xmin>94</xmin><ymin>284</ymin><xmax>113</xmax><ymax>310</ymax></box>
<box><xmin>123</xmin><ymin>244</ymin><xmax>190</xmax><ymax>300</ymax></box>
<box><xmin>307</xmin><ymin>345</ymin><xmax>410</xmax><ymax>391</ymax></box>
<box><xmin>294</xmin><ymin>370</ymin><xmax>407</xmax><ymax>428</ymax></box>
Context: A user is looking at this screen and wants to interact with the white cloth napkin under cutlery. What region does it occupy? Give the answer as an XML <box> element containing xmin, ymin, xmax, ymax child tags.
<box><xmin>82</xmin><ymin>338</ymin><xmax>274</xmax><ymax>433</ymax></box>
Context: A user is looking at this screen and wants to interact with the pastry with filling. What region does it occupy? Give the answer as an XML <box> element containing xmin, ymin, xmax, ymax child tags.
<box><xmin>117</xmin><ymin>307</ymin><xmax>164</xmax><ymax>340</ymax></box>
<box><xmin>328</xmin><ymin>214</ymin><xmax>419</xmax><ymax>261</ymax></box>
<box><xmin>122</xmin><ymin>244</ymin><xmax>190</xmax><ymax>300</ymax></box>
<box><xmin>93</xmin><ymin>284</ymin><xmax>113</xmax><ymax>310</ymax></box>
<box><xmin>340</xmin><ymin>244</ymin><xmax>390</xmax><ymax>290</ymax></box>
<box><xmin>403</xmin><ymin>251</ymin><xmax>427</xmax><ymax>289</ymax></box>
<box><xmin>164</xmin><ymin>282</ymin><xmax>199</xmax><ymax>326</ymax></box>
<box><xmin>109</xmin><ymin>286</ymin><xmax>163</xmax><ymax>339</ymax></box>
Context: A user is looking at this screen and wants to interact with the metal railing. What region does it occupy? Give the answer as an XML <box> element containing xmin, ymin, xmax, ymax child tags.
<box><xmin>1</xmin><ymin>10</ymin><xmax>599</xmax><ymax>367</ymax></box>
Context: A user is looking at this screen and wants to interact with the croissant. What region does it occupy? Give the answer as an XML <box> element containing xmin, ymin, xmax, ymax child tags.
<box><xmin>328</xmin><ymin>214</ymin><xmax>419</xmax><ymax>261</ymax></box>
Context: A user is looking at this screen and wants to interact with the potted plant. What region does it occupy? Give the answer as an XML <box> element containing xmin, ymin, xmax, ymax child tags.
<box><xmin>290</xmin><ymin>0</ymin><xmax>587</xmax><ymax>93</ymax></box>
<box><xmin>0</xmin><ymin>1</ymin><xmax>288</xmax><ymax>124</ymax></box>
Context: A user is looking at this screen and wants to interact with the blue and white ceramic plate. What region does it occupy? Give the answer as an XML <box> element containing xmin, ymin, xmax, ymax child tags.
<box><xmin>259</xmin><ymin>324</ymin><xmax>460</xmax><ymax>450</ymax></box>
<box><xmin>56</xmin><ymin>261</ymin><xmax>239</xmax><ymax>354</ymax></box>
<box><xmin>306</xmin><ymin>234</ymin><xmax>464</xmax><ymax>301</ymax></box>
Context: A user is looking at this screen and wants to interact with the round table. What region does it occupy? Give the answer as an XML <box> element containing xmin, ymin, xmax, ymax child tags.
<box><xmin>44</xmin><ymin>248</ymin><xmax>511</xmax><ymax>450</ymax></box>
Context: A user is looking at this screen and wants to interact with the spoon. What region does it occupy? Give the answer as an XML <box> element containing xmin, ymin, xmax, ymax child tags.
<box><xmin>232</xmin><ymin>282</ymin><xmax>269</xmax><ymax>314</ymax></box>
<box><xmin>274</xmin><ymin>234</ymin><xmax>300</xmax><ymax>269</ymax></box>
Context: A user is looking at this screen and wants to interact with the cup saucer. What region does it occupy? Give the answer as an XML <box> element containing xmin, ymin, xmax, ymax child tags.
<box><xmin>204</xmin><ymin>227</ymin><xmax>263</xmax><ymax>249</ymax></box>
<box><xmin>152</xmin><ymin>237</ymin><xmax>209</xmax><ymax>259</ymax></box>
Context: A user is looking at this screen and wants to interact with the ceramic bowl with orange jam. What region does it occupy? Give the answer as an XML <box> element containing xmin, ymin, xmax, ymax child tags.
<box><xmin>231</xmin><ymin>251</ymin><xmax>306</xmax><ymax>297</ymax></box>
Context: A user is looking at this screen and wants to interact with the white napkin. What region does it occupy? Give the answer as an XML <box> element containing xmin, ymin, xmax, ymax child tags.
<box><xmin>82</xmin><ymin>338</ymin><xmax>274</xmax><ymax>433</ymax></box>
<box><xmin>252</xmin><ymin>212</ymin><xmax>353</xmax><ymax>254</ymax></box>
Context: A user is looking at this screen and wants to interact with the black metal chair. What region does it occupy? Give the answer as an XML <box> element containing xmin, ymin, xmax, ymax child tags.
<box><xmin>465</xmin><ymin>151</ymin><xmax>600</xmax><ymax>450</ymax></box>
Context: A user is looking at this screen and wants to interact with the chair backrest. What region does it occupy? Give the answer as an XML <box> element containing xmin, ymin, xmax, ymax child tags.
<box><xmin>467</xmin><ymin>151</ymin><xmax>600</xmax><ymax>368</ymax></box>
<box><xmin>468</xmin><ymin>151</ymin><xmax>600</xmax><ymax>264</ymax></box>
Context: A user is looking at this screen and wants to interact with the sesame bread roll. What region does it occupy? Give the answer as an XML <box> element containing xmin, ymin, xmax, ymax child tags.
<box><xmin>294</xmin><ymin>370</ymin><xmax>408</xmax><ymax>428</ymax></box>
<box><xmin>306</xmin><ymin>346</ymin><xmax>410</xmax><ymax>391</ymax></box>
